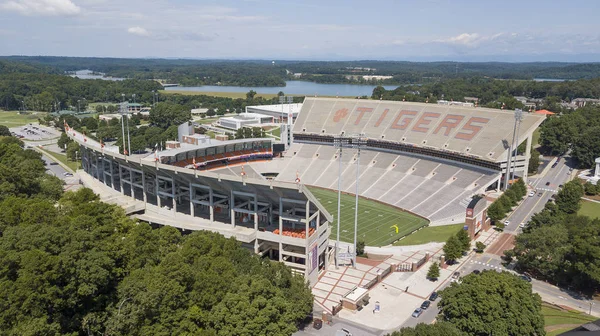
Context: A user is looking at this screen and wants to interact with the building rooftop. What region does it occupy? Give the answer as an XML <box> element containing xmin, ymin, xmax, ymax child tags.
<box><xmin>246</xmin><ymin>103</ymin><xmax>303</xmax><ymax>116</ymax></box>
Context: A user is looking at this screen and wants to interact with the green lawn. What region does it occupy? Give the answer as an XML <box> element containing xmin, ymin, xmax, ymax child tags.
<box><xmin>578</xmin><ymin>200</ymin><xmax>600</xmax><ymax>219</ymax></box>
<box><xmin>194</xmin><ymin>117</ymin><xmax>219</xmax><ymax>125</ymax></box>
<box><xmin>268</xmin><ymin>126</ymin><xmax>281</xmax><ymax>137</ymax></box>
<box><xmin>533</xmin><ymin>128</ymin><xmax>541</xmax><ymax>147</ymax></box>
<box><xmin>307</xmin><ymin>187</ymin><xmax>428</xmax><ymax>247</ymax></box>
<box><xmin>0</xmin><ymin>111</ymin><xmax>47</xmax><ymax>127</ymax></box>
<box><xmin>393</xmin><ymin>223</ymin><xmax>465</xmax><ymax>246</ymax></box>
<box><xmin>542</xmin><ymin>304</ymin><xmax>596</xmax><ymax>335</ymax></box>
<box><xmin>38</xmin><ymin>148</ymin><xmax>78</xmax><ymax>172</ymax></box>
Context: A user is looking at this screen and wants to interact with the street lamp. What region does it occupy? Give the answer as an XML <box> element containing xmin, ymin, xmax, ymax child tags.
<box><xmin>350</xmin><ymin>133</ymin><xmax>367</xmax><ymax>268</ymax></box>
<box><xmin>333</xmin><ymin>135</ymin><xmax>349</xmax><ymax>269</ymax></box>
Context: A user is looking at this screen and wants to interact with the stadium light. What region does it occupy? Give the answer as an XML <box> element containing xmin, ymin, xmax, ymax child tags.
<box><xmin>509</xmin><ymin>109</ymin><xmax>524</xmax><ymax>183</ymax></box>
<box><xmin>350</xmin><ymin>133</ymin><xmax>367</xmax><ymax>268</ymax></box>
<box><xmin>504</xmin><ymin>108</ymin><xmax>524</xmax><ymax>190</ymax></box>
<box><xmin>333</xmin><ymin>135</ymin><xmax>349</xmax><ymax>269</ymax></box>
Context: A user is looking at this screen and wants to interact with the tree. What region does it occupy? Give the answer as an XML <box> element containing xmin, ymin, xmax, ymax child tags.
<box><xmin>0</xmin><ymin>125</ymin><xmax>10</xmax><ymax>136</ymax></box>
<box><xmin>487</xmin><ymin>201</ymin><xmax>505</xmax><ymax>222</ymax></box>
<box><xmin>57</xmin><ymin>132</ymin><xmax>71</xmax><ymax>150</ymax></box>
<box><xmin>206</xmin><ymin>108</ymin><xmax>216</xmax><ymax>117</ymax></box>
<box><xmin>246</xmin><ymin>90</ymin><xmax>257</xmax><ymax>101</ymax></box>
<box><xmin>584</xmin><ymin>182</ymin><xmax>598</xmax><ymax>196</ymax></box>
<box><xmin>357</xmin><ymin>240</ymin><xmax>365</xmax><ymax>256</ymax></box>
<box><xmin>129</xmin><ymin>135</ymin><xmax>147</xmax><ymax>154</ymax></box>
<box><xmin>427</xmin><ymin>262</ymin><xmax>440</xmax><ymax>280</ymax></box>
<box><xmin>149</xmin><ymin>102</ymin><xmax>191</xmax><ymax>129</ymax></box>
<box><xmin>66</xmin><ymin>141</ymin><xmax>79</xmax><ymax>161</ymax></box>
<box><xmin>555</xmin><ymin>180</ymin><xmax>584</xmax><ymax>214</ymax></box>
<box><xmin>251</xmin><ymin>127</ymin><xmax>265</xmax><ymax>138</ymax></box>
<box><xmin>504</xmin><ymin>189</ymin><xmax>519</xmax><ymax>206</ymax></box>
<box><xmin>573</xmin><ymin>126</ymin><xmax>600</xmax><ymax>168</ymax></box>
<box><xmin>439</xmin><ymin>270</ymin><xmax>544</xmax><ymax>336</ymax></box>
<box><xmin>456</xmin><ymin>229</ymin><xmax>471</xmax><ymax>252</ymax></box>
<box><xmin>387</xmin><ymin>322</ymin><xmax>465</xmax><ymax>336</ymax></box>
<box><xmin>443</xmin><ymin>235</ymin><xmax>463</xmax><ymax>263</ymax></box>
<box><xmin>528</xmin><ymin>148</ymin><xmax>541</xmax><ymax>174</ymax></box>
<box><xmin>476</xmin><ymin>241</ymin><xmax>486</xmax><ymax>253</ymax></box>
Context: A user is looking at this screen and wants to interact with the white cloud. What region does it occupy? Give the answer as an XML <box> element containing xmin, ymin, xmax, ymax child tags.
<box><xmin>0</xmin><ymin>0</ymin><xmax>81</xmax><ymax>16</ymax></box>
<box><xmin>127</xmin><ymin>26</ymin><xmax>149</xmax><ymax>37</ymax></box>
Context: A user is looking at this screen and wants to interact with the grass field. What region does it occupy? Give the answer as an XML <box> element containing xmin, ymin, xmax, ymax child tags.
<box><xmin>542</xmin><ymin>304</ymin><xmax>596</xmax><ymax>336</ymax></box>
<box><xmin>579</xmin><ymin>200</ymin><xmax>600</xmax><ymax>219</ymax></box>
<box><xmin>307</xmin><ymin>187</ymin><xmax>428</xmax><ymax>247</ymax></box>
<box><xmin>268</xmin><ymin>126</ymin><xmax>281</xmax><ymax>137</ymax></box>
<box><xmin>393</xmin><ymin>223</ymin><xmax>464</xmax><ymax>246</ymax></box>
<box><xmin>161</xmin><ymin>90</ymin><xmax>279</xmax><ymax>99</ymax></box>
<box><xmin>533</xmin><ymin>128</ymin><xmax>541</xmax><ymax>147</ymax></box>
<box><xmin>38</xmin><ymin>148</ymin><xmax>78</xmax><ymax>172</ymax></box>
<box><xmin>0</xmin><ymin>111</ymin><xmax>47</xmax><ymax>127</ymax></box>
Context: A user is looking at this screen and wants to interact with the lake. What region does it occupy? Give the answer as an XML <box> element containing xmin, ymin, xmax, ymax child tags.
<box><xmin>165</xmin><ymin>81</ymin><xmax>399</xmax><ymax>97</ymax></box>
<box><xmin>69</xmin><ymin>70</ymin><xmax>125</xmax><ymax>81</ymax></box>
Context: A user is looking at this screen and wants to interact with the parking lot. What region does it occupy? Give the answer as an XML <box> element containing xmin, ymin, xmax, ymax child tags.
<box><xmin>10</xmin><ymin>124</ymin><xmax>60</xmax><ymax>141</ymax></box>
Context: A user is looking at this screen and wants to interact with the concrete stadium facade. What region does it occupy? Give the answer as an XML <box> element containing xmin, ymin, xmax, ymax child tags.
<box><xmin>68</xmin><ymin>130</ymin><xmax>332</xmax><ymax>286</ymax></box>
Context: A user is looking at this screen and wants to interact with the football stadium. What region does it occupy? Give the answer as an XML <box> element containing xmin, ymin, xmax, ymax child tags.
<box><xmin>68</xmin><ymin>97</ymin><xmax>545</xmax><ymax>286</ymax></box>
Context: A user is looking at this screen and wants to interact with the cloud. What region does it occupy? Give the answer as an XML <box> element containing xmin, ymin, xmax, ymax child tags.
<box><xmin>127</xmin><ymin>26</ymin><xmax>149</xmax><ymax>37</ymax></box>
<box><xmin>0</xmin><ymin>0</ymin><xmax>81</xmax><ymax>16</ymax></box>
<box><xmin>435</xmin><ymin>32</ymin><xmax>507</xmax><ymax>47</ymax></box>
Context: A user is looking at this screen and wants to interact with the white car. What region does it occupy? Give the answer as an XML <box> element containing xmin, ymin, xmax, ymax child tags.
<box><xmin>519</xmin><ymin>222</ymin><xmax>527</xmax><ymax>228</ymax></box>
<box><xmin>503</xmin><ymin>220</ymin><xmax>510</xmax><ymax>226</ymax></box>
<box><xmin>528</xmin><ymin>191</ymin><xmax>535</xmax><ymax>197</ymax></box>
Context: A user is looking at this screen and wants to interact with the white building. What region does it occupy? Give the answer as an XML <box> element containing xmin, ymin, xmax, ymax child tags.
<box><xmin>218</xmin><ymin>113</ymin><xmax>274</xmax><ymax>130</ymax></box>
<box><xmin>245</xmin><ymin>103</ymin><xmax>303</xmax><ymax>123</ymax></box>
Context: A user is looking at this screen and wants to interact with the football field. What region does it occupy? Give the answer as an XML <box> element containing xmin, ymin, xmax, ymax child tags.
<box><xmin>308</xmin><ymin>187</ymin><xmax>428</xmax><ymax>247</ymax></box>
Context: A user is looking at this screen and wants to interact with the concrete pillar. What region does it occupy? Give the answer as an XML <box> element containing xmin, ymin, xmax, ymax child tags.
<box><xmin>523</xmin><ymin>134</ymin><xmax>532</xmax><ymax>183</ymax></box>
<box><xmin>141</xmin><ymin>171</ymin><xmax>147</xmax><ymax>204</ymax></box>
<box><xmin>171</xmin><ymin>179</ymin><xmax>176</xmax><ymax>213</ymax></box>
<box><xmin>209</xmin><ymin>189</ymin><xmax>214</xmax><ymax>223</ymax></box>
<box><xmin>496</xmin><ymin>175</ymin><xmax>501</xmax><ymax>192</ymax></box>
<box><xmin>118</xmin><ymin>163</ymin><xmax>124</xmax><ymax>195</ymax></box>
<box><xmin>254</xmin><ymin>197</ymin><xmax>259</xmax><ymax>231</ymax></box>
<box><xmin>279</xmin><ymin>199</ymin><xmax>283</xmax><ymax>262</ymax></box>
<box><xmin>230</xmin><ymin>191</ymin><xmax>235</xmax><ymax>227</ymax></box>
<box><xmin>156</xmin><ymin>175</ymin><xmax>161</xmax><ymax>208</ymax></box>
<box><xmin>189</xmin><ymin>182</ymin><xmax>194</xmax><ymax>217</ymax></box>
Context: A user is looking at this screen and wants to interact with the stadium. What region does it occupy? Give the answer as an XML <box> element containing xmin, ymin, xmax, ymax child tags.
<box><xmin>68</xmin><ymin>97</ymin><xmax>545</xmax><ymax>286</ymax></box>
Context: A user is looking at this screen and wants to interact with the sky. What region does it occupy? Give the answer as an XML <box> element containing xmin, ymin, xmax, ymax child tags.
<box><xmin>1</xmin><ymin>0</ymin><xmax>600</xmax><ymax>61</ymax></box>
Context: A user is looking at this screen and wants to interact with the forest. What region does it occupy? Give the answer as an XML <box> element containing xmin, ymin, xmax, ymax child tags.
<box><xmin>4</xmin><ymin>56</ymin><xmax>600</xmax><ymax>88</ymax></box>
<box><xmin>0</xmin><ymin>136</ymin><xmax>313</xmax><ymax>335</ymax></box>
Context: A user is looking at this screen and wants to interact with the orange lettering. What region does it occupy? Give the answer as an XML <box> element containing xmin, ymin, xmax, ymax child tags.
<box><xmin>433</xmin><ymin>114</ymin><xmax>465</xmax><ymax>136</ymax></box>
<box><xmin>455</xmin><ymin>117</ymin><xmax>490</xmax><ymax>141</ymax></box>
<box><xmin>374</xmin><ymin>109</ymin><xmax>389</xmax><ymax>127</ymax></box>
<box><xmin>354</xmin><ymin>107</ymin><xmax>373</xmax><ymax>125</ymax></box>
<box><xmin>391</xmin><ymin>110</ymin><xmax>417</xmax><ymax>130</ymax></box>
<box><xmin>412</xmin><ymin>112</ymin><xmax>440</xmax><ymax>133</ymax></box>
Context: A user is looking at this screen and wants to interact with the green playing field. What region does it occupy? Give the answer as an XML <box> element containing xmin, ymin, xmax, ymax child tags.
<box><xmin>308</xmin><ymin>186</ymin><xmax>429</xmax><ymax>247</ymax></box>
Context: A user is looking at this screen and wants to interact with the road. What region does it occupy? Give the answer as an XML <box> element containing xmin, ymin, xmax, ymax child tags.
<box><xmin>504</xmin><ymin>155</ymin><xmax>574</xmax><ymax>233</ymax></box>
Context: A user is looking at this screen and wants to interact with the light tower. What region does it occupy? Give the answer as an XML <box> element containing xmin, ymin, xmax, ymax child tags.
<box><xmin>504</xmin><ymin>108</ymin><xmax>524</xmax><ymax>189</ymax></box>
<box><xmin>509</xmin><ymin>109</ymin><xmax>524</xmax><ymax>183</ymax></box>
<box><xmin>333</xmin><ymin>135</ymin><xmax>349</xmax><ymax>268</ymax></box>
<box><xmin>350</xmin><ymin>133</ymin><xmax>367</xmax><ymax>268</ymax></box>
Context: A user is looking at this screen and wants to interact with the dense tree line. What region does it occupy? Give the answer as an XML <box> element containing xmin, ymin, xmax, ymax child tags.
<box><xmin>372</xmin><ymin>76</ymin><xmax>600</xmax><ymax>112</ymax></box>
<box><xmin>442</xmin><ymin>226</ymin><xmax>472</xmax><ymax>263</ymax></box>
<box><xmin>392</xmin><ymin>271</ymin><xmax>544</xmax><ymax>336</ymax></box>
<box><xmin>0</xmin><ymin>72</ymin><xmax>162</xmax><ymax>112</ymax></box>
<box><xmin>512</xmin><ymin>180</ymin><xmax>600</xmax><ymax>293</ymax></box>
<box><xmin>539</xmin><ymin>105</ymin><xmax>600</xmax><ymax>168</ymax></box>
<box><xmin>486</xmin><ymin>179</ymin><xmax>528</xmax><ymax>224</ymax></box>
<box><xmin>0</xmin><ymin>137</ymin><xmax>313</xmax><ymax>334</ymax></box>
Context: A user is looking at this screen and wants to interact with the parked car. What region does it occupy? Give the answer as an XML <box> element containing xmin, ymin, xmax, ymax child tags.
<box><xmin>528</xmin><ymin>191</ymin><xmax>535</xmax><ymax>197</ymax></box>
<box><xmin>503</xmin><ymin>220</ymin><xmax>510</xmax><ymax>226</ymax></box>
<box><xmin>559</xmin><ymin>184</ymin><xmax>564</xmax><ymax>188</ymax></box>
<box><xmin>545</xmin><ymin>181</ymin><xmax>551</xmax><ymax>186</ymax></box>
<box><xmin>519</xmin><ymin>222</ymin><xmax>527</xmax><ymax>228</ymax></box>
<box><xmin>429</xmin><ymin>292</ymin><xmax>438</xmax><ymax>301</ymax></box>
<box><xmin>412</xmin><ymin>308</ymin><xmax>423</xmax><ymax>318</ymax></box>
<box><xmin>421</xmin><ymin>301</ymin><xmax>431</xmax><ymax>310</ymax></box>
<box><xmin>63</xmin><ymin>172</ymin><xmax>73</xmax><ymax>177</ymax></box>
<box><xmin>49</xmin><ymin>162</ymin><xmax>58</xmax><ymax>165</ymax></box>
<box><xmin>472</xmin><ymin>269</ymin><xmax>481</xmax><ymax>275</ymax></box>
<box><xmin>520</xmin><ymin>275</ymin><xmax>532</xmax><ymax>282</ymax></box>
<box><xmin>335</xmin><ymin>328</ymin><xmax>352</xmax><ymax>336</ymax></box>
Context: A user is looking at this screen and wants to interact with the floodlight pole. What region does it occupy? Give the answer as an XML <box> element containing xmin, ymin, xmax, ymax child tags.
<box><xmin>509</xmin><ymin>109</ymin><xmax>524</xmax><ymax>183</ymax></box>
<box><xmin>504</xmin><ymin>112</ymin><xmax>518</xmax><ymax>191</ymax></box>
<box><xmin>333</xmin><ymin>136</ymin><xmax>349</xmax><ymax>269</ymax></box>
<box><xmin>351</xmin><ymin>133</ymin><xmax>367</xmax><ymax>268</ymax></box>
<box><xmin>120</xmin><ymin>94</ymin><xmax>126</xmax><ymax>155</ymax></box>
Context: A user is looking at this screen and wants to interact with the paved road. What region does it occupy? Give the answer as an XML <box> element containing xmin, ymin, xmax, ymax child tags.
<box><xmin>40</xmin><ymin>154</ymin><xmax>70</xmax><ymax>179</ymax></box>
<box><xmin>504</xmin><ymin>155</ymin><xmax>574</xmax><ymax>234</ymax></box>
